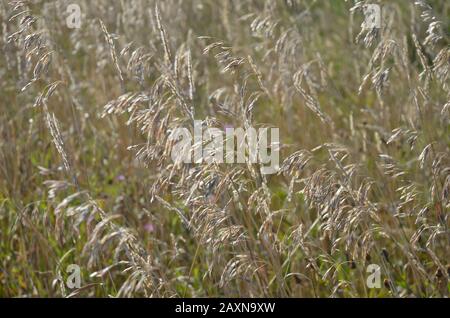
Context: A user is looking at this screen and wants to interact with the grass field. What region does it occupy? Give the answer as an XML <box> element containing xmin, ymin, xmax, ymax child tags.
<box><xmin>0</xmin><ymin>0</ymin><xmax>449</xmax><ymax>297</ymax></box>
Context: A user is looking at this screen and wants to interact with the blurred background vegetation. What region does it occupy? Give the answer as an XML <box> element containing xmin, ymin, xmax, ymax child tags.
<box><xmin>0</xmin><ymin>0</ymin><xmax>448</xmax><ymax>297</ymax></box>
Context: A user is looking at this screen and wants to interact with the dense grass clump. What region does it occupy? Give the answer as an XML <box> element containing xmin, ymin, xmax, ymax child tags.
<box><xmin>0</xmin><ymin>0</ymin><xmax>449</xmax><ymax>297</ymax></box>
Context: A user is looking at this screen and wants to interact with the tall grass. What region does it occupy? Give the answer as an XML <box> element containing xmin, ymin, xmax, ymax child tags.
<box><xmin>0</xmin><ymin>0</ymin><xmax>448</xmax><ymax>297</ymax></box>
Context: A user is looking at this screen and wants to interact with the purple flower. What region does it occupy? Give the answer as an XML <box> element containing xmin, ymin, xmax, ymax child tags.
<box><xmin>144</xmin><ymin>222</ymin><xmax>155</xmax><ymax>233</ymax></box>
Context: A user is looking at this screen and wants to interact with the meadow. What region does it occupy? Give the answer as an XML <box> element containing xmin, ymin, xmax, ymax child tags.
<box><xmin>0</xmin><ymin>0</ymin><xmax>449</xmax><ymax>297</ymax></box>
